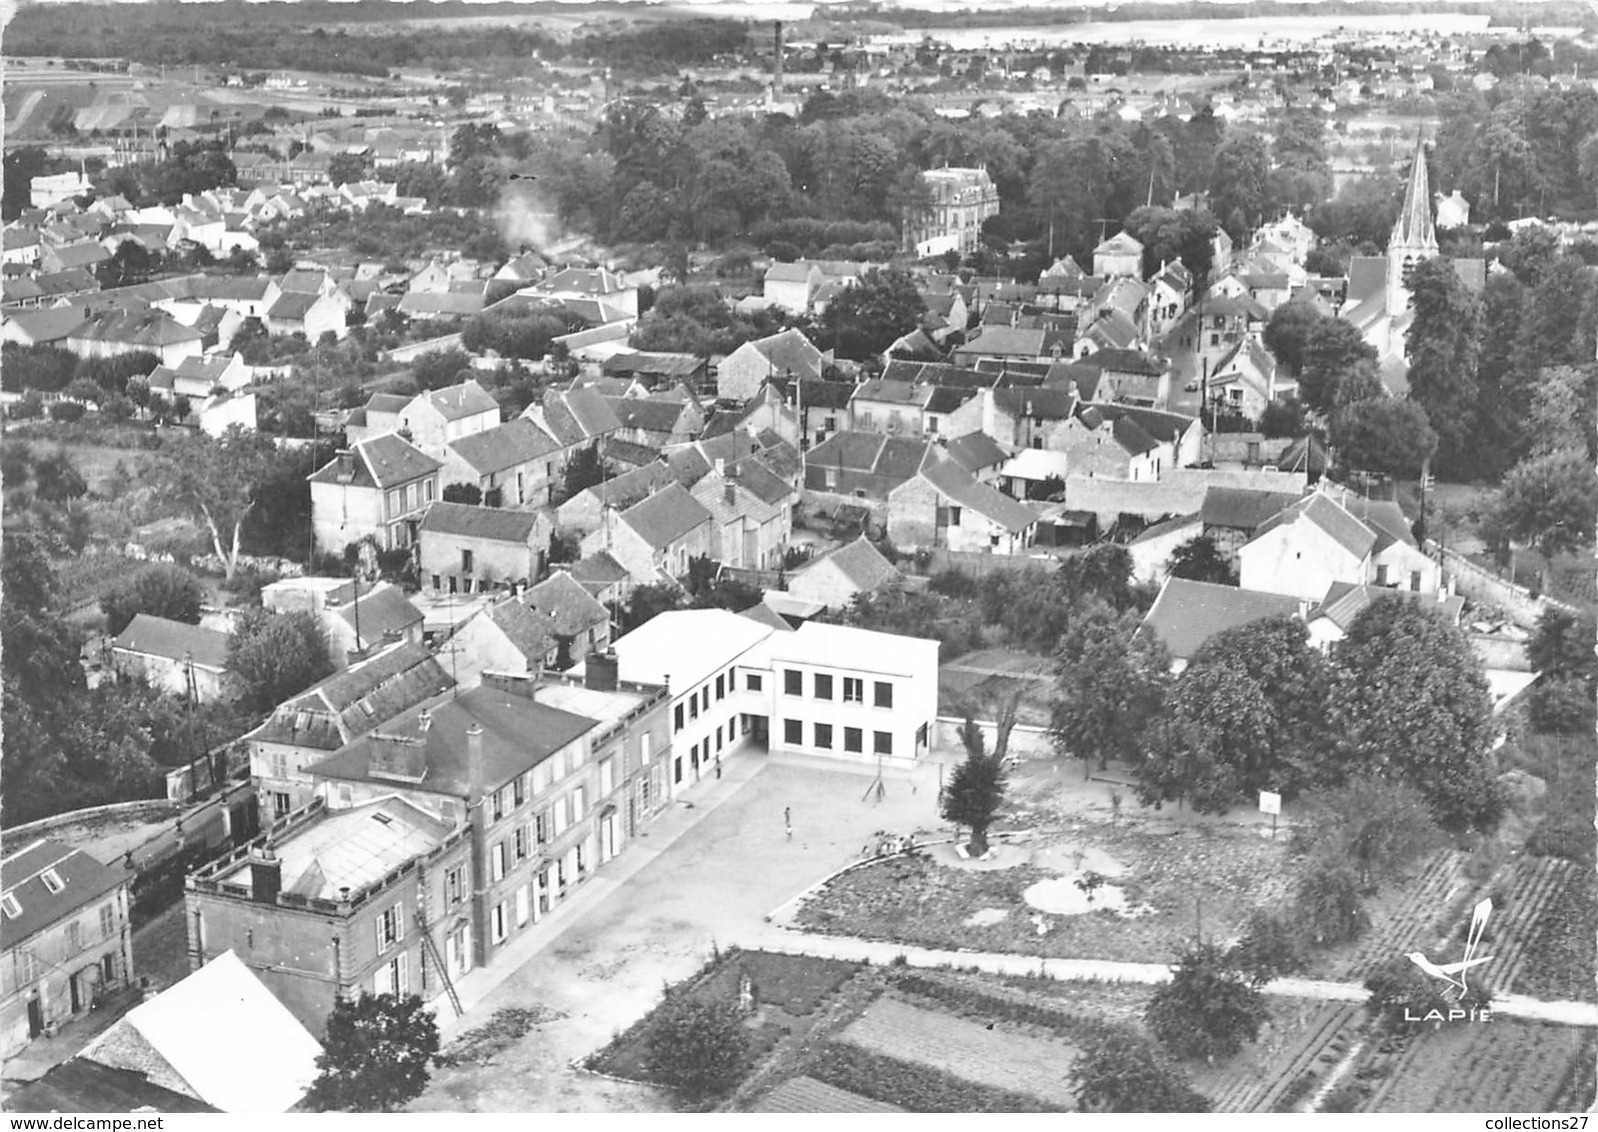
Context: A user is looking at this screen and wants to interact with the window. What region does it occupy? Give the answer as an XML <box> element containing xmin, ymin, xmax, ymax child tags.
<box><xmin>783</xmin><ymin>669</ymin><xmax>802</xmax><ymax>696</ymax></box>
<box><xmin>536</xmin><ymin>868</ymin><xmax>551</xmax><ymax>913</ymax></box>
<box><xmin>874</xmin><ymin>681</ymin><xmax>893</xmax><ymax>708</ymax></box>
<box><xmin>18</xmin><ymin>949</ymin><xmax>37</xmax><ymax>983</ymax></box>
<box><xmin>514</xmin><ymin>826</ymin><xmax>529</xmax><ymax>861</ymax></box>
<box><xmin>99</xmin><ymin>902</ymin><xmax>115</xmax><ymax>940</ymax></box>
<box><xmin>784</xmin><ymin>719</ymin><xmax>802</xmax><ymax>745</ymax></box>
<box><xmin>376</xmin><ymin>953</ymin><xmax>408</xmax><ymax>996</ymax></box>
<box><xmin>553</xmin><ymin>801</ymin><xmax>569</xmax><ymax>836</ymax></box>
<box><xmin>492</xmin><ymin>902</ymin><xmax>507</xmax><ymax>944</ymax></box>
<box><xmin>576</xmin><ymin>842</ymin><xmax>587</xmax><ymax>876</ymax></box>
<box><xmin>949</xmin><ymin>506</ymin><xmax>963</xmax><ymax>526</ymax></box>
<box><xmin>674</xmin><ymin>704</ymin><xmax>684</xmax><ymax>732</ymax></box>
<box><xmin>927</xmin><ymin>417</ymin><xmax>939</xmax><ymax>433</ymax></box>
<box><xmin>424</xmin><ymin>480</ymin><xmax>434</xmax><ymax>502</ymax></box>
<box><xmin>689</xmin><ymin>695</ymin><xmax>698</xmax><ymax>721</ymax></box>
<box><xmin>462</xmin><ymin>549</ymin><xmax>475</xmax><ymax>574</ymax></box>
<box><xmin>445</xmin><ymin>866</ymin><xmax>464</xmax><ymax>906</ymax></box>
<box><xmin>844</xmin><ymin>727</ymin><xmax>863</xmax><ymax>753</ymax></box>
<box><xmin>40</xmin><ymin>869</ymin><xmax>63</xmax><ymax>895</ymax></box>
<box><xmin>492</xmin><ymin>788</ymin><xmax>505</xmax><ymax>823</ymax></box>
<box><xmin>874</xmin><ymin>731</ymin><xmax>893</xmax><ymax>755</ymax></box>
<box><xmin>1</xmin><ymin>893</ymin><xmax>19</xmax><ymax>919</ymax></box>
<box><xmin>1411</xmin><ymin>570</ymin><xmax>1422</xmax><ymax>591</ymax></box>
<box><xmin>815</xmin><ymin>723</ymin><xmax>833</xmax><ymax>749</ymax></box>
<box><xmin>535</xmin><ymin>812</ymin><xmax>549</xmax><ymax>845</ymax></box>
<box><xmin>715</xmin><ymin>726</ymin><xmax>723</xmax><ymax>751</ymax></box>
<box><xmin>746</xmin><ymin>673</ymin><xmax>763</xmax><ymax>692</ymax></box>
<box><xmin>715</xmin><ymin>674</ymin><xmax>725</xmax><ymax>700</ymax></box>
<box><xmin>388</xmin><ymin>489</ymin><xmax>401</xmax><ymax>516</ymax></box>
<box><xmin>641</xmin><ymin>733</ymin><xmax>652</xmax><ymax>765</ymax></box>
<box><xmin>534</xmin><ymin>760</ymin><xmax>553</xmax><ymax>793</ymax></box>
<box><xmin>432</xmin><ymin>573</ymin><xmax>442</xmax><ymax>591</ymax></box>
<box><xmin>513</xmin><ymin>775</ymin><xmax>526</xmax><ymax>807</ymax></box>
<box><xmin>66</xmin><ymin>921</ymin><xmax>81</xmax><ymax>953</ymax></box>
<box><xmin>378</xmin><ymin>903</ymin><xmax>404</xmax><ymax>948</ymax></box>
<box><xmin>1375</xmin><ymin>564</ymin><xmax>1389</xmax><ymax>586</ymax></box>
<box><xmin>572</xmin><ymin>786</ymin><xmax>586</xmax><ymax>823</ymax></box>
<box><xmin>515</xmin><ymin>885</ymin><xmax>530</xmax><ymax>927</ymax></box>
<box><xmin>843</xmin><ymin>677</ymin><xmax>863</xmax><ymax>703</ymax></box>
<box><xmin>273</xmin><ymin>792</ymin><xmax>291</xmax><ymax>817</ymax></box>
<box><xmin>814</xmin><ymin>673</ymin><xmax>833</xmax><ymax>700</ymax></box>
<box><xmin>599</xmin><ymin>757</ymin><xmax>614</xmax><ymax>796</ymax></box>
<box><xmin>674</xmin><ymin>756</ymin><xmax>683</xmax><ymax>784</ymax></box>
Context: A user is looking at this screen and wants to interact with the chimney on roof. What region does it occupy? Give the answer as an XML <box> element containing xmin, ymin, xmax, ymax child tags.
<box><xmin>249</xmin><ymin>845</ymin><xmax>282</xmax><ymax>904</ymax></box>
<box><xmin>368</xmin><ymin>732</ymin><xmax>427</xmax><ymax>783</ymax></box>
<box><xmin>482</xmin><ymin>669</ymin><xmax>541</xmax><ymax>699</ymax></box>
<box><xmin>466</xmin><ymin>723</ymin><xmax>485</xmax><ymax>806</ymax></box>
<box><xmin>714</xmin><ymin>457</ymin><xmax>725</xmax><ymax>476</ymax></box>
<box><xmin>585</xmin><ymin>651</ymin><xmax>619</xmax><ymax>693</ymax></box>
<box><xmin>724</xmin><ymin>482</ymin><xmax>737</xmax><ymax>507</ymax></box>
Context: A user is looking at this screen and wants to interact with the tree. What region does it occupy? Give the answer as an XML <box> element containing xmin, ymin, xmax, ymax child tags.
<box><xmin>559</xmin><ymin>445</ymin><xmax>610</xmax><ymax>503</ymax></box>
<box><xmin>1261</xmin><ymin>299</ymin><xmax>1324</xmax><ymax>376</ymax></box>
<box><xmin>1405</xmin><ymin>256</ymin><xmax>1481</xmax><ymax>476</ymax></box>
<box><xmin>410</xmin><ymin>348</ymin><xmax>472</xmax><ymax>392</ymax></box>
<box><xmin>1328</xmin><ymin>598</ymin><xmax>1501</xmax><ymax>832</ymax></box>
<box><xmin>1055</xmin><ymin>543</ymin><xmax>1138</xmax><ymax>612</ymax></box>
<box><xmin>1483</xmin><ymin>448</ymin><xmax>1598</xmax><ymax>593</ymax></box>
<box><xmin>226</xmin><ymin>607</ymin><xmax>334</xmax><ymax>711</ymax></box>
<box><xmin>1208</xmin><ymin>133</ymin><xmax>1271</xmax><ymax>239</ymax></box>
<box><xmin>1050</xmin><ymin>603</ymin><xmax>1168</xmax><ymax>775</ymax></box>
<box><xmin>1294</xmin><ymin>865</ymin><xmax>1369</xmax><ymax>947</ymax></box>
<box><xmin>1365</xmin><ymin>954</ymin><xmax>1491</xmax><ymax>1028</ymax></box>
<box><xmin>1330</xmin><ymin>397</ymin><xmax>1438</xmax><ymax>479</ymax></box>
<box><xmin>101</xmin><ymin>564</ymin><xmax>205</xmax><ymax>636</ymax></box>
<box><xmin>1145</xmin><ymin>942</ymin><xmax>1269</xmax><ymax>1061</ymax></box>
<box><xmin>1294</xmin><ymin>776</ymin><xmax>1445</xmax><ymax>890</ymax></box>
<box><xmin>1230</xmin><ymin>911</ymin><xmax>1306</xmax><ymax>985</ymax></box>
<box><xmin>442</xmin><ymin>482</ymin><xmax>483</xmax><ymax>505</ymax></box>
<box><xmin>32</xmin><ymin>451</ymin><xmax>88</xmax><ymax>503</ymax></box>
<box><xmin>622</xmin><ymin>583</ymin><xmax>686</xmax><ymax>633</ymax></box>
<box><xmin>1165</xmin><ymin>534</ymin><xmax>1235</xmax><ymax>585</ymax></box>
<box><xmin>304</xmin><ymin>993</ymin><xmax>440</xmax><ymax>1112</ymax></box>
<box><xmin>1071</xmin><ymin>1025</ymin><xmax>1212</xmax><ymax>1112</ymax></box>
<box><xmin>645</xmin><ymin>997</ymin><xmax>750</xmax><ymax>1101</ymax></box>
<box><xmin>153</xmin><ymin>426</ymin><xmax>278</xmax><ymax>581</ymax></box>
<box><xmin>1297</xmin><ymin>317</ymin><xmax>1378</xmax><ymax>417</ymax></box>
<box><xmin>941</xmin><ymin>737</ymin><xmax>1008</xmax><ymax>856</ymax></box>
<box><xmin>817</xmin><ymin>267</ymin><xmax>926</xmax><ymax>361</ymax></box>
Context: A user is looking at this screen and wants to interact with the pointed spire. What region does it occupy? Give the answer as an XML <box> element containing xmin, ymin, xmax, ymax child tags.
<box><xmin>1390</xmin><ymin>133</ymin><xmax>1437</xmax><ymax>253</ymax></box>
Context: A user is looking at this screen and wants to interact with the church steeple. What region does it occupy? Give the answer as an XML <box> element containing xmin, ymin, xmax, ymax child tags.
<box><xmin>1386</xmin><ymin>135</ymin><xmax>1438</xmax><ymax>316</ymax></box>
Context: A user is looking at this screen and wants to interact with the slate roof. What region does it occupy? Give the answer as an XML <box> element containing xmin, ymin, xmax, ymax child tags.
<box><xmin>602</xmin><ymin>351</ymin><xmax>702</xmax><ymax>379</ymax></box>
<box><xmin>1340</xmin><ymin>494</ymin><xmax>1415</xmax><ymax>552</ymax></box>
<box><xmin>598</xmin><ymin>435</ymin><xmax>660</xmax><ymax>470</ymax></box>
<box><xmin>992</xmin><ymin>386</ymin><xmax>1079</xmax><ymax>421</ymax></box>
<box><xmin>606</xmin><ymin>395</ymin><xmax>692</xmax><ymax>434</ymax></box>
<box><xmin>306</xmin><ymin>685</ymin><xmax>598</xmax><ymax>797</ymax></box>
<box><xmin>1311</xmin><ymin>582</ymin><xmax>1464</xmax><ymax>633</ymax></box>
<box><xmin>68</xmin><ymin>309</ymin><xmax>201</xmax><ymax>349</ymax></box>
<box><xmin>943</xmin><ymin>431</ymin><xmax>1009</xmax><ymax>475</ymax></box>
<box><xmin>483</xmin><ymin>597</ymin><xmax>554</xmax><ymax>659</ymax></box>
<box><xmin>568</xmin><ymin>550</ymin><xmax>630</xmax><ymax>593</ymax></box>
<box><xmin>917</xmin><ymin>458</ymin><xmax>1036</xmax><ymax>532</ymax></box>
<box><xmin>1</xmin><ymin>840</ymin><xmax>128</xmax><ymax>950</ymax></box>
<box><xmin>397</xmin><ymin>291</ymin><xmax>485</xmax><ymax>317</ymax></box>
<box><xmin>419</xmin><ymin>501</ymin><xmax>542</xmax><ymax>543</ymax></box>
<box><xmin>536</xmin><ymin>386</ymin><xmax>621</xmax><ymax>445</ymax></box>
<box><xmin>309</xmin><ymin>434</ymin><xmax>440</xmax><ymax>490</ymax></box>
<box><xmin>418</xmin><ymin>380</ymin><xmax>497</xmax><ymax>422</ymax></box>
<box><xmin>1139</xmin><ymin>577</ymin><xmax>1303</xmax><ymax>662</ymax></box>
<box><xmin>446</xmin><ymin>418</ymin><xmax>559</xmax><ymax>476</ymax></box>
<box><xmin>333</xmin><ymin>583</ymin><xmax>424</xmax><ymax>644</ymax></box>
<box><xmin>5</xmin><ymin>1058</ymin><xmax>220</xmax><ymax>1113</ymax></box>
<box><xmin>1201</xmin><ymin>487</ymin><xmax>1304</xmax><ymax>531</ymax></box>
<box><xmin>1250</xmin><ymin>491</ymin><xmax>1379</xmax><ymax>559</ymax></box>
<box><xmin>619</xmin><ymin>482</ymin><xmax>713</xmax><ymax>549</ymax></box>
<box><xmin>3</xmin><ymin>305</ymin><xmax>96</xmax><ymax>344</ymax></box>
<box><xmin>743</xmin><ymin>328</ymin><xmax>825</xmax><ymax>382</ymax></box>
<box><xmin>526</xmin><ymin>571</ymin><xmax>608</xmax><ymax>637</ymax></box>
<box><xmin>113</xmin><ymin>614</ymin><xmax>230</xmax><ymax>670</ymax></box>
<box><xmin>799</xmin><ymin>535</ymin><xmax>899</xmax><ymax>593</ymax></box>
<box><xmin>245</xmin><ymin>640</ymin><xmax>454</xmax><ymax>752</ymax></box>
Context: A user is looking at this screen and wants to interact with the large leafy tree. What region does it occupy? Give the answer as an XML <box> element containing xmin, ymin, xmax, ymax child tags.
<box><xmin>153</xmin><ymin>426</ymin><xmax>280</xmax><ymax>581</ymax></box>
<box><xmin>101</xmin><ymin>564</ymin><xmax>205</xmax><ymax>636</ymax></box>
<box><xmin>1122</xmin><ymin>205</ymin><xmax>1217</xmax><ymax>283</ymax></box>
<box><xmin>941</xmin><ymin>736</ymin><xmax>1008</xmax><ymax>856</ymax></box>
<box><xmin>1297</xmin><ymin>317</ymin><xmax>1378</xmax><ymax>417</ymax></box>
<box><xmin>1139</xmin><ymin>617</ymin><xmax>1329</xmax><ymax>813</ymax></box>
<box><xmin>1071</xmin><ymin>1025</ymin><xmax>1211</xmax><ymax>1112</ymax></box>
<box><xmin>305</xmin><ymin>993</ymin><xmax>440</xmax><ymax>1112</ymax></box>
<box><xmin>1145</xmin><ymin>943</ymin><xmax>1269</xmax><ymax>1061</ymax></box>
<box><xmin>1050</xmin><ymin>603</ymin><xmax>1168</xmax><ymax>776</ymax></box>
<box><xmin>1404</xmin><ymin>256</ymin><xmax>1481</xmax><ymax>476</ymax></box>
<box><xmin>226</xmin><ymin>607</ymin><xmax>334</xmax><ymax>712</ymax></box>
<box><xmin>1294</xmin><ymin>776</ymin><xmax>1445</xmax><ymax>890</ymax></box>
<box><xmin>1328</xmin><ymin>598</ymin><xmax>1501</xmax><ymax>831</ymax></box>
<box><xmin>1330</xmin><ymin>397</ymin><xmax>1438</xmax><ymax>479</ymax></box>
<box><xmin>817</xmin><ymin>267</ymin><xmax>926</xmax><ymax>361</ymax></box>
<box><xmin>1165</xmin><ymin>534</ymin><xmax>1235</xmax><ymax>585</ymax></box>
<box><xmin>1482</xmin><ymin>448</ymin><xmax>1598</xmax><ymax>594</ymax></box>
<box><xmin>1207</xmin><ymin>132</ymin><xmax>1271</xmax><ymax>239</ymax></box>
<box><xmin>1261</xmin><ymin>300</ymin><xmax>1325</xmax><ymax>377</ymax></box>
<box><xmin>645</xmin><ymin>998</ymin><xmax>750</xmax><ymax>1101</ymax></box>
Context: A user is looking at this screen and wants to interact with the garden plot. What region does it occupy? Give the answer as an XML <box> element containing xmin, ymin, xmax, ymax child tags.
<box><xmin>1195</xmin><ymin>1001</ymin><xmax>1365</xmax><ymax>1113</ymax></box>
<box><xmin>1360</xmin><ymin>1021</ymin><xmax>1595</xmax><ymax>1112</ymax></box>
<box><xmin>834</xmin><ymin>996</ymin><xmax>1081</xmax><ymax>1109</ymax></box>
<box><xmin>750</xmin><ymin>1076</ymin><xmax>905</xmax><ymax>1113</ymax></box>
<box><xmin>1328</xmin><ymin>849</ymin><xmax>1471</xmax><ymax>980</ymax></box>
<box><xmin>796</xmin><ymin>824</ymin><xmax>1288</xmax><ymax>962</ymax></box>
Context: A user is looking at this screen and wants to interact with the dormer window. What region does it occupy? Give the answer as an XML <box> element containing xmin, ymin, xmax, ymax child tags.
<box><xmin>40</xmin><ymin>868</ymin><xmax>64</xmax><ymax>894</ymax></box>
<box><xmin>1</xmin><ymin>893</ymin><xmax>20</xmax><ymax>918</ymax></box>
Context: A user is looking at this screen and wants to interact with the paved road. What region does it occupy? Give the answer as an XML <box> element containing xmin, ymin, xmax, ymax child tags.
<box><xmin>409</xmin><ymin>751</ymin><xmax>1596</xmax><ymax>1113</ymax></box>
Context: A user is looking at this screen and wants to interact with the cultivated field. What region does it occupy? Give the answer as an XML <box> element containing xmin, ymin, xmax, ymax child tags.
<box><xmin>1358</xmin><ymin>1021</ymin><xmax>1595</xmax><ymax>1112</ymax></box>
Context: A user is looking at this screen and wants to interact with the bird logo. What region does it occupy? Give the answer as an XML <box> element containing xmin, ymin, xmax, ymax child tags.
<box><xmin>1406</xmin><ymin>898</ymin><xmax>1493</xmax><ymax>1000</ymax></box>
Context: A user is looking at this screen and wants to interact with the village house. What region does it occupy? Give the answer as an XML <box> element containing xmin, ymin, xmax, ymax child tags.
<box><xmin>556</xmin><ymin>463</ymin><xmax>679</xmax><ymax>538</ymax></box>
<box><xmin>418</xmin><ymin>502</ymin><xmax>553</xmax><ymax>596</ymax></box>
<box><xmin>1238</xmin><ymin>487</ymin><xmax>1439</xmax><ymax>602</ymax></box>
<box><xmin>904</xmin><ymin>167</ymin><xmax>999</xmax><ymax>257</ymax></box>
<box><xmin>308</xmin><ymin>434</ymin><xmax>442</xmax><ymax>556</ymax></box>
<box><xmin>1207</xmin><ymin>337</ymin><xmax>1292</xmax><ymax>421</ymax></box>
<box><xmin>398</xmin><ymin>380</ymin><xmax>501</xmax><ymax>462</ymax></box>
<box><xmin>689</xmin><ymin>460</ymin><xmax>796</xmax><ymax>572</ymax></box>
<box><xmin>264</xmin><ymin>289</ymin><xmax>348</xmax><ymax>342</ymax></box>
<box><xmin>245</xmin><ymin>639</ymin><xmax>455</xmax><ymax>818</ymax></box>
<box><xmin>440</xmin><ymin>418</ymin><xmax>564</xmax><ymax>509</ymax></box>
<box><xmin>343</xmin><ymin>392</ymin><xmax>411</xmax><ymax>446</ymax></box>
<box><xmin>524</xmin><ymin>386</ymin><xmax>622</xmax><ymax>455</ymax></box>
<box><xmin>65</xmin><ymin>309</ymin><xmax>203</xmax><ymax>368</ymax></box>
<box><xmin>1200</xmin><ymin>486</ymin><xmax>1306</xmax><ymax>567</ymax></box>
<box><xmin>525</xmin><ymin>571</ymin><xmax>612</xmax><ymax>670</ymax></box>
<box><xmin>716</xmin><ymin>328</ymin><xmax>826</xmax><ymax>404</ymax></box>
<box><xmin>605</xmin><ymin>393</ymin><xmax>705</xmax><ymax>449</ymax></box>
<box><xmin>110</xmin><ymin>614</ymin><xmax>232</xmax><ymax>704</ymax></box>
<box><xmin>1</xmin><ymin>841</ymin><xmax>135</xmax><ymax>1058</ymax></box>
<box><xmin>1137</xmin><ymin>576</ymin><xmax>1304</xmax><ymax>673</ymax></box>
<box><xmin>437</xmin><ymin>598</ymin><xmax>555</xmax><ymax>690</ymax></box>
<box><xmin>147</xmin><ymin>352</ymin><xmax>250</xmax><ymax>401</ymax></box>
<box><xmin>1127</xmin><ymin>513</ymin><xmax>1206</xmax><ymax>585</ymax></box>
<box><xmin>785</xmin><ymin>535</ymin><xmax>900</xmax><ymax>611</ymax></box>
<box><xmin>804</xmin><ymin>431</ymin><xmax>934</xmax><ymax>502</ymax></box>
<box><xmin>1093</xmin><ymin>230</ymin><xmax>1144</xmax><ymax>278</ymax></box>
<box><xmin>579</xmin><ymin>482</ymin><xmax>715</xmax><ymax>586</ymax></box>
<box><xmin>887</xmin><ymin>456</ymin><xmax>1039</xmax><ymax>555</ymax></box>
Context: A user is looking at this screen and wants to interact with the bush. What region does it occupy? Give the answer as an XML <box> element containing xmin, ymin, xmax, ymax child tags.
<box><xmin>1293</xmin><ymin>865</ymin><xmax>1368</xmax><ymax>946</ymax></box>
<box><xmin>101</xmin><ymin>564</ymin><xmax>206</xmax><ymax>636</ymax></box>
<box><xmin>644</xmin><ymin>998</ymin><xmax>749</xmax><ymax>1102</ymax></box>
<box><xmin>48</xmin><ymin>399</ymin><xmax>85</xmax><ymax>422</ymax></box>
<box><xmin>1322</xmin><ymin>1082</ymin><xmax>1367</xmax><ymax>1112</ymax></box>
<box><xmin>1144</xmin><ymin>942</ymin><xmax>1268</xmax><ymax>1061</ymax></box>
<box><xmin>809</xmin><ymin>1043</ymin><xmax>1051</xmax><ymax>1113</ymax></box>
<box><xmin>10</xmin><ymin>392</ymin><xmax>44</xmax><ymax>420</ymax></box>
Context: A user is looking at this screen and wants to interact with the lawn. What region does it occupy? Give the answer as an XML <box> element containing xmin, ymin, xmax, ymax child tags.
<box><xmin>794</xmin><ymin>824</ymin><xmax>1292</xmax><ymax>964</ymax></box>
